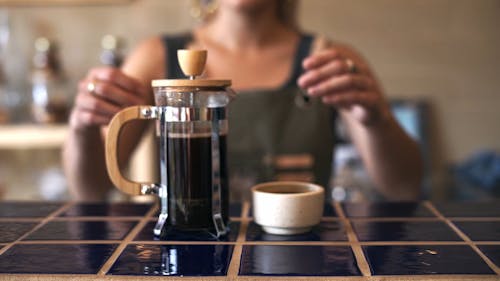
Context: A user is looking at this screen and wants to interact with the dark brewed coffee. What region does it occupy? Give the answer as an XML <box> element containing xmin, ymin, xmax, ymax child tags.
<box><xmin>162</xmin><ymin>133</ymin><xmax>228</xmax><ymax>231</ymax></box>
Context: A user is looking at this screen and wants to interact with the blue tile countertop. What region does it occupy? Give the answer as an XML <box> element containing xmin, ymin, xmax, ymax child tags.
<box><xmin>0</xmin><ymin>201</ymin><xmax>499</xmax><ymax>281</ymax></box>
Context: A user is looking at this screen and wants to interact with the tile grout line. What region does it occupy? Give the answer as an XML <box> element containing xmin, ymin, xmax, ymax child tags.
<box><xmin>445</xmin><ymin>217</ymin><xmax>500</xmax><ymax>221</ymax></box>
<box><xmin>0</xmin><ymin>218</ymin><xmax>44</xmax><ymax>222</ymax></box>
<box><xmin>334</xmin><ymin>201</ymin><xmax>371</xmax><ymax>277</ymax></box>
<box><xmin>345</xmin><ymin>217</ymin><xmax>441</xmax><ymax>222</ymax></box>
<box><xmin>425</xmin><ymin>201</ymin><xmax>500</xmax><ymax>275</ymax></box>
<box><xmin>227</xmin><ymin>201</ymin><xmax>250</xmax><ymax>277</ymax></box>
<box><xmin>51</xmin><ymin>216</ymin><xmax>147</xmax><ymax>221</ymax></box>
<box><xmin>97</xmin><ymin>202</ymin><xmax>159</xmax><ymax>276</ymax></box>
<box><xmin>241</xmin><ymin>201</ymin><xmax>250</xmax><ymax>219</ymax></box>
<box><xmin>16</xmin><ymin>240</ymin><xmax>122</xmax><ymax>244</ymax></box>
<box><xmin>13</xmin><ymin>239</ymin><xmax>491</xmax><ymax>246</ymax></box>
<box><xmin>0</xmin><ymin>201</ymin><xmax>74</xmax><ymax>256</ymax></box>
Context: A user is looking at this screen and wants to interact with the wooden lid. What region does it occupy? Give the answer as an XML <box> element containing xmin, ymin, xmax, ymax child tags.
<box><xmin>152</xmin><ymin>49</ymin><xmax>231</xmax><ymax>88</ymax></box>
<box><xmin>151</xmin><ymin>79</ymin><xmax>231</xmax><ymax>88</ymax></box>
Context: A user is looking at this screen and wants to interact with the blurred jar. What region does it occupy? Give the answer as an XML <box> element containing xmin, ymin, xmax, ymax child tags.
<box><xmin>30</xmin><ymin>37</ymin><xmax>69</xmax><ymax>124</ymax></box>
<box><xmin>100</xmin><ymin>34</ymin><xmax>124</xmax><ymax>67</ymax></box>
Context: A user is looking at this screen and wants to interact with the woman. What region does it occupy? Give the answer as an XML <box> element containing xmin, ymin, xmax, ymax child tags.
<box><xmin>63</xmin><ymin>0</ymin><xmax>423</xmax><ymax>201</ymax></box>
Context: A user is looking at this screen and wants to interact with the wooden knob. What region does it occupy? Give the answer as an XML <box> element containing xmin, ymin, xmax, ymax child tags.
<box><xmin>177</xmin><ymin>49</ymin><xmax>207</xmax><ymax>77</ymax></box>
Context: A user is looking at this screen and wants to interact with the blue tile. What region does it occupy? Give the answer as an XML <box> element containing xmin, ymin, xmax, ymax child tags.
<box><xmin>24</xmin><ymin>221</ymin><xmax>137</xmax><ymax>241</ymax></box>
<box><xmin>352</xmin><ymin>221</ymin><xmax>462</xmax><ymax>241</ymax></box>
<box><xmin>454</xmin><ymin>221</ymin><xmax>500</xmax><ymax>241</ymax></box>
<box><xmin>434</xmin><ymin>202</ymin><xmax>500</xmax><ymax>217</ymax></box>
<box><xmin>478</xmin><ymin>245</ymin><xmax>500</xmax><ymax>267</ymax></box>
<box><xmin>60</xmin><ymin>203</ymin><xmax>153</xmax><ymax>217</ymax></box>
<box><xmin>343</xmin><ymin>202</ymin><xmax>434</xmax><ymax>217</ymax></box>
<box><xmin>0</xmin><ymin>244</ymin><xmax>117</xmax><ymax>274</ymax></box>
<box><xmin>134</xmin><ymin>221</ymin><xmax>239</xmax><ymax>241</ymax></box>
<box><xmin>246</xmin><ymin>221</ymin><xmax>347</xmax><ymax>241</ymax></box>
<box><xmin>239</xmin><ymin>245</ymin><xmax>360</xmax><ymax>276</ymax></box>
<box><xmin>0</xmin><ymin>222</ymin><xmax>38</xmax><ymax>243</ymax></box>
<box><xmin>0</xmin><ymin>202</ymin><xmax>63</xmax><ymax>218</ymax></box>
<box><xmin>363</xmin><ymin>245</ymin><xmax>494</xmax><ymax>275</ymax></box>
<box><xmin>109</xmin><ymin>244</ymin><xmax>233</xmax><ymax>276</ymax></box>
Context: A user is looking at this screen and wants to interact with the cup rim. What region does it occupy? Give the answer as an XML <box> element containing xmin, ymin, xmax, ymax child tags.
<box><xmin>251</xmin><ymin>181</ymin><xmax>324</xmax><ymax>197</ymax></box>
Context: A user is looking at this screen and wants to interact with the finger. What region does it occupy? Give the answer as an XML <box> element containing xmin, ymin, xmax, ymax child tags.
<box><xmin>70</xmin><ymin>107</ymin><xmax>112</xmax><ymax>128</ymax></box>
<box><xmin>321</xmin><ymin>90</ymin><xmax>378</xmax><ymax>108</ymax></box>
<box><xmin>86</xmin><ymin>67</ymin><xmax>145</xmax><ymax>93</ymax></box>
<box><xmin>79</xmin><ymin>78</ymin><xmax>144</xmax><ymax>107</ymax></box>
<box><xmin>307</xmin><ymin>74</ymin><xmax>373</xmax><ymax>97</ymax></box>
<box><xmin>74</xmin><ymin>92</ymin><xmax>122</xmax><ymax>118</ymax></box>
<box><xmin>302</xmin><ymin>48</ymin><xmax>342</xmax><ymax>70</ymax></box>
<box><xmin>298</xmin><ymin>58</ymin><xmax>348</xmax><ymax>89</ymax></box>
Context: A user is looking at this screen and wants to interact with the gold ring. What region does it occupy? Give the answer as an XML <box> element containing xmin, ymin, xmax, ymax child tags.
<box><xmin>86</xmin><ymin>80</ymin><xmax>97</xmax><ymax>96</ymax></box>
<box><xmin>345</xmin><ymin>58</ymin><xmax>358</xmax><ymax>74</ymax></box>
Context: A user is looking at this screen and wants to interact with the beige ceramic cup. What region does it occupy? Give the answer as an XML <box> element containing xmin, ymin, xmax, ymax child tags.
<box><xmin>252</xmin><ymin>181</ymin><xmax>324</xmax><ymax>235</ymax></box>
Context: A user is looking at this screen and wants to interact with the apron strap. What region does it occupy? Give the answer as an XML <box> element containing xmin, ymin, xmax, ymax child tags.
<box><xmin>163</xmin><ymin>33</ymin><xmax>194</xmax><ymax>79</ymax></box>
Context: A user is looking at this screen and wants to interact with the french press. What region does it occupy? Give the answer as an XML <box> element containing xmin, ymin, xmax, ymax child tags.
<box><xmin>105</xmin><ymin>50</ymin><xmax>234</xmax><ymax>238</ymax></box>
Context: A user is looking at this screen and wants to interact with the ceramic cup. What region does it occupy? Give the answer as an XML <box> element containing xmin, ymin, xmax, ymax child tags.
<box><xmin>252</xmin><ymin>181</ymin><xmax>324</xmax><ymax>235</ymax></box>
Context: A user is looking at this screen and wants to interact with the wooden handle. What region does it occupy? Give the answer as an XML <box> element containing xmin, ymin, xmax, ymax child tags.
<box><xmin>105</xmin><ymin>106</ymin><xmax>156</xmax><ymax>196</ymax></box>
<box><xmin>177</xmin><ymin>49</ymin><xmax>207</xmax><ymax>77</ymax></box>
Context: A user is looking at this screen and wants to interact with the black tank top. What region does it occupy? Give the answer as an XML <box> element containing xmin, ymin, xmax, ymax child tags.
<box><xmin>162</xmin><ymin>33</ymin><xmax>337</xmax><ymax>199</ymax></box>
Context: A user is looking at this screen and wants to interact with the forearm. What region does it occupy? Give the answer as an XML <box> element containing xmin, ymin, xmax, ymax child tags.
<box><xmin>342</xmin><ymin>109</ymin><xmax>424</xmax><ymax>201</ymax></box>
<box><xmin>62</xmin><ymin>126</ymin><xmax>113</xmax><ymax>201</ymax></box>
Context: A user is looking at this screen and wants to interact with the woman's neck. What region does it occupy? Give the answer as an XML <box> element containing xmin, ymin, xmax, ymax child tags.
<box><xmin>199</xmin><ymin>2</ymin><xmax>295</xmax><ymax>51</ymax></box>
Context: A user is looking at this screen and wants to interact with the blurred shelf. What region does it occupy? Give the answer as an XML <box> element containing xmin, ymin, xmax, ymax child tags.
<box><xmin>0</xmin><ymin>124</ymin><xmax>67</xmax><ymax>150</ymax></box>
<box><xmin>0</xmin><ymin>0</ymin><xmax>135</xmax><ymax>6</ymax></box>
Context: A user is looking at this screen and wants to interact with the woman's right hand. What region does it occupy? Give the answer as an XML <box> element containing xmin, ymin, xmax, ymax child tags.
<box><xmin>70</xmin><ymin>67</ymin><xmax>150</xmax><ymax>131</ymax></box>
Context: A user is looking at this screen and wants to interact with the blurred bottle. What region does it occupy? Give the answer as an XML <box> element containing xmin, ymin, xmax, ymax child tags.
<box><xmin>0</xmin><ymin>10</ymin><xmax>12</xmax><ymax>124</ymax></box>
<box><xmin>0</xmin><ymin>62</ymin><xmax>9</xmax><ymax>123</ymax></box>
<box><xmin>100</xmin><ymin>34</ymin><xmax>124</xmax><ymax>67</ymax></box>
<box><xmin>30</xmin><ymin>37</ymin><xmax>69</xmax><ymax>124</ymax></box>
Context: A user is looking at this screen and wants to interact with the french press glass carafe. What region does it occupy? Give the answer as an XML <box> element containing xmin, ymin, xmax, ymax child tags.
<box><xmin>105</xmin><ymin>50</ymin><xmax>234</xmax><ymax>238</ymax></box>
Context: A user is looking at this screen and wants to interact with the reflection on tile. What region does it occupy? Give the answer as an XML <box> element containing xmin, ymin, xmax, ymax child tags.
<box><xmin>230</xmin><ymin>203</ymin><xmax>242</xmax><ymax>218</ymax></box>
<box><xmin>352</xmin><ymin>221</ymin><xmax>461</xmax><ymax>241</ymax></box>
<box><xmin>60</xmin><ymin>203</ymin><xmax>153</xmax><ymax>217</ymax></box>
<box><xmin>0</xmin><ymin>222</ymin><xmax>38</xmax><ymax>243</ymax></box>
<box><xmin>239</xmin><ymin>245</ymin><xmax>360</xmax><ymax>276</ymax></box>
<box><xmin>478</xmin><ymin>245</ymin><xmax>500</xmax><ymax>267</ymax></box>
<box><xmin>434</xmin><ymin>202</ymin><xmax>500</xmax><ymax>217</ymax></box>
<box><xmin>154</xmin><ymin>204</ymin><xmax>239</xmax><ymax>219</ymax></box>
<box><xmin>109</xmin><ymin>244</ymin><xmax>233</xmax><ymax>276</ymax></box>
<box><xmin>134</xmin><ymin>221</ymin><xmax>239</xmax><ymax>241</ymax></box>
<box><xmin>363</xmin><ymin>245</ymin><xmax>494</xmax><ymax>275</ymax></box>
<box><xmin>0</xmin><ymin>202</ymin><xmax>62</xmax><ymax>217</ymax></box>
<box><xmin>246</xmin><ymin>221</ymin><xmax>347</xmax><ymax>242</ymax></box>
<box><xmin>323</xmin><ymin>203</ymin><xmax>336</xmax><ymax>217</ymax></box>
<box><xmin>0</xmin><ymin>244</ymin><xmax>117</xmax><ymax>274</ymax></box>
<box><xmin>343</xmin><ymin>202</ymin><xmax>434</xmax><ymax>217</ymax></box>
<box><xmin>24</xmin><ymin>221</ymin><xmax>137</xmax><ymax>241</ymax></box>
<box><xmin>454</xmin><ymin>221</ymin><xmax>500</xmax><ymax>241</ymax></box>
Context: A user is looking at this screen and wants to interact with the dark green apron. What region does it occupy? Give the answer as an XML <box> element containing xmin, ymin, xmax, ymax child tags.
<box><xmin>163</xmin><ymin>33</ymin><xmax>336</xmax><ymax>200</ymax></box>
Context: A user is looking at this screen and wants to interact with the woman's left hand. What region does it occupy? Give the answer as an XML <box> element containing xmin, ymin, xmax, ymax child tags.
<box><xmin>297</xmin><ymin>48</ymin><xmax>390</xmax><ymax>126</ymax></box>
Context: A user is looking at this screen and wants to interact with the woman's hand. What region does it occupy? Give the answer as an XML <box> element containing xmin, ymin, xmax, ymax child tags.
<box><xmin>70</xmin><ymin>67</ymin><xmax>150</xmax><ymax>130</ymax></box>
<box><xmin>297</xmin><ymin>48</ymin><xmax>390</xmax><ymax>126</ymax></box>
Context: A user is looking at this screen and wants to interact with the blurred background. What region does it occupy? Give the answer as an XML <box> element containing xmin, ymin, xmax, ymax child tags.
<box><xmin>0</xmin><ymin>0</ymin><xmax>498</xmax><ymax>202</ymax></box>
